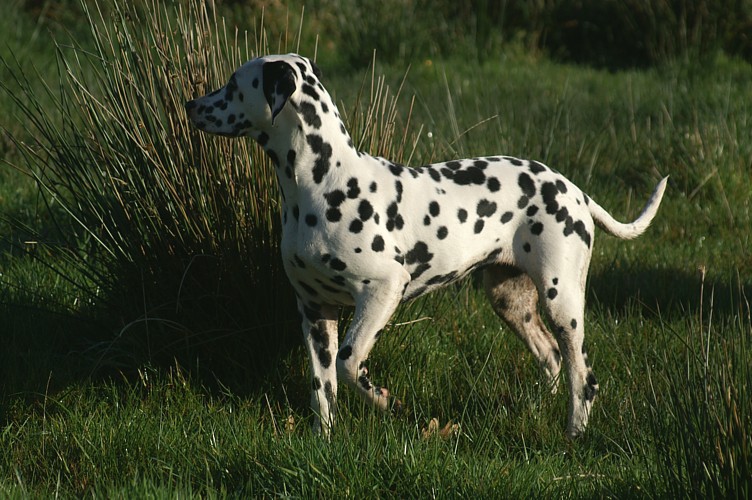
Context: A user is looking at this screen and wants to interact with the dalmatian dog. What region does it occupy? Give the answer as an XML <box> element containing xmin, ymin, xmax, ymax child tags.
<box><xmin>185</xmin><ymin>53</ymin><xmax>667</xmax><ymax>439</ymax></box>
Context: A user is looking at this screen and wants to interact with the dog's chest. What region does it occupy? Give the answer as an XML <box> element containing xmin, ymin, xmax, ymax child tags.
<box><xmin>278</xmin><ymin>204</ymin><xmax>360</xmax><ymax>305</ymax></box>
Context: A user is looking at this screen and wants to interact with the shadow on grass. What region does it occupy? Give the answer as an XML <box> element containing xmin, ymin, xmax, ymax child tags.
<box><xmin>588</xmin><ymin>265</ymin><xmax>750</xmax><ymax>320</ymax></box>
<box><xmin>2</xmin><ymin>259</ymin><xmax>748</xmax><ymax>423</ymax></box>
<box><xmin>0</xmin><ymin>247</ymin><xmax>308</xmax><ymax>421</ymax></box>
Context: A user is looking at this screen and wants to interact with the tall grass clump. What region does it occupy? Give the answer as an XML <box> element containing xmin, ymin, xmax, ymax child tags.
<box><xmin>644</xmin><ymin>272</ymin><xmax>751</xmax><ymax>496</ymax></box>
<box><xmin>2</xmin><ymin>0</ymin><xmax>289</xmax><ymax>380</ymax></box>
<box><xmin>1</xmin><ymin>0</ymin><xmax>416</xmax><ymax>384</ymax></box>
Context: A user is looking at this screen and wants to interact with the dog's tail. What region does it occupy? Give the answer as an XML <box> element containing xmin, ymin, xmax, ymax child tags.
<box><xmin>588</xmin><ymin>176</ymin><xmax>668</xmax><ymax>240</ymax></box>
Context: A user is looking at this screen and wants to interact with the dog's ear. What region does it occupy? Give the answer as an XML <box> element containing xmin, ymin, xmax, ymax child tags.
<box><xmin>262</xmin><ymin>60</ymin><xmax>296</xmax><ymax>123</ymax></box>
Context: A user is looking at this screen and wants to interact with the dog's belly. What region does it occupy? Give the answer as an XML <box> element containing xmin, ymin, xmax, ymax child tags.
<box><xmin>400</xmin><ymin>239</ymin><xmax>515</xmax><ymax>301</ymax></box>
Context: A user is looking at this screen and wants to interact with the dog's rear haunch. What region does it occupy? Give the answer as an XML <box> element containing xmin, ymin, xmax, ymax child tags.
<box><xmin>186</xmin><ymin>54</ymin><xmax>667</xmax><ymax>439</ymax></box>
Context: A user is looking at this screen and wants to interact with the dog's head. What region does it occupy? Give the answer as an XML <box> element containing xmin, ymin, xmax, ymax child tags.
<box><xmin>185</xmin><ymin>53</ymin><xmax>322</xmax><ymax>138</ymax></box>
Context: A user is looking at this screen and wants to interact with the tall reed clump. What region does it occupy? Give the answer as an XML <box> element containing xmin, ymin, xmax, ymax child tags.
<box><xmin>1</xmin><ymin>0</ymin><xmax>418</xmax><ymax>384</ymax></box>
<box><xmin>644</xmin><ymin>272</ymin><xmax>751</xmax><ymax>496</ymax></box>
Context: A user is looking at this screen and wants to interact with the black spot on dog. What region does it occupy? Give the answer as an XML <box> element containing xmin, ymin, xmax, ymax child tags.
<box><xmin>541</xmin><ymin>182</ymin><xmax>559</xmax><ymax>214</ymax></box>
<box><xmin>299</xmin><ymin>101</ymin><xmax>322</xmax><ymax>128</ymax></box>
<box><xmin>371</xmin><ymin>235</ymin><xmax>385</xmax><ymax>252</ymax></box>
<box><xmin>325</xmin><ymin>190</ymin><xmax>346</xmax><ymax>207</ymax></box>
<box><xmin>305</xmin><ymin>214</ymin><xmax>318</xmax><ymax>227</ymax></box>
<box><xmin>474</xmin><ymin>220</ymin><xmax>485</xmax><ymax>234</ymax></box>
<box><xmin>338</xmin><ymin>345</ymin><xmax>352</xmax><ymax>360</ymax></box>
<box><xmin>386</xmin><ymin>202</ymin><xmax>404</xmax><ymax>231</ymax></box>
<box><xmin>437</xmin><ymin>226</ymin><xmax>448</xmax><ymax>239</ymax></box>
<box><xmin>547</xmin><ymin>287</ymin><xmax>558</xmax><ymax>300</ymax></box>
<box><xmin>326</xmin><ymin>208</ymin><xmax>342</xmax><ymax>222</ymax></box>
<box><xmin>307</xmin><ymin>134</ymin><xmax>333</xmax><ymax>183</ymax></box>
<box><xmin>476</xmin><ymin>199</ymin><xmax>497</xmax><ymax>218</ymax></box>
<box><xmin>410</xmin><ymin>264</ymin><xmax>431</xmax><ymax>280</ymax></box>
<box><xmin>370</xmin><ymin>182</ymin><xmax>378</xmax><ymax>193</ymax></box>
<box><xmin>528</xmin><ymin>160</ymin><xmax>546</xmax><ymax>174</ymax></box>
<box><xmin>518</xmin><ymin>172</ymin><xmax>536</xmax><ymax>197</ymax></box>
<box><xmin>584</xmin><ymin>373</ymin><xmax>599</xmax><ymax>401</ymax></box>
<box><xmin>573</xmin><ymin>220</ymin><xmax>592</xmax><ymax>247</ymax></box>
<box><xmin>500</xmin><ymin>211</ymin><xmax>514</xmax><ymax>224</ymax></box>
<box><xmin>453</xmin><ymin>166</ymin><xmax>486</xmax><ymax>185</ymax></box>
<box><xmin>310</xmin><ymin>323</ymin><xmax>329</xmax><ymax>346</ymax></box>
<box><xmin>571</xmin><ymin>318</ymin><xmax>578</xmax><ymax>329</ymax></box>
<box><xmin>428</xmin><ymin>168</ymin><xmax>442</xmax><ymax>183</ymax></box>
<box><xmin>565</xmin><ymin>219</ymin><xmax>592</xmax><ymax>247</ymax></box>
<box><xmin>457</xmin><ymin>208</ymin><xmax>468</xmax><ymax>223</ymax></box>
<box><xmin>523</xmin><ymin>242</ymin><xmax>531</xmax><ymax>252</ymax></box>
<box><xmin>429</xmin><ymin>201</ymin><xmax>440</xmax><ymax>217</ymax></box>
<box><xmin>527</xmin><ymin>205</ymin><xmax>539</xmax><ymax>216</ymax></box>
<box><xmin>487</xmin><ymin>177</ymin><xmax>501</xmax><ymax>192</ymax></box>
<box><xmin>530</xmin><ymin>222</ymin><xmax>544</xmax><ymax>235</ymax></box>
<box><xmin>324</xmin><ymin>380</ymin><xmax>335</xmax><ymax>405</ymax></box>
<box><xmin>389</xmin><ymin>163</ymin><xmax>404</xmax><ymax>177</ymax></box>
<box><xmin>347</xmin><ymin>178</ymin><xmax>361</xmax><ymax>199</ymax></box>
<box><xmin>358</xmin><ymin>200</ymin><xmax>374</xmax><ymax>221</ymax></box>
<box><xmin>302</xmin><ymin>83</ymin><xmax>320</xmax><ymax>100</ymax></box>
<box><xmin>349</xmin><ymin>219</ymin><xmax>363</xmax><ymax>233</ymax></box>
<box><xmin>405</xmin><ymin>241</ymin><xmax>433</xmax><ymax>265</ymax></box>
<box><xmin>556</xmin><ymin>206</ymin><xmax>570</xmax><ymax>223</ymax></box>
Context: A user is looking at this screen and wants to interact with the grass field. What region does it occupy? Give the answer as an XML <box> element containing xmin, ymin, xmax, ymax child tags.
<box><xmin>1</xmin><ymin>1</ymin><xmax>750</xmax><ymax>497</ymax></box>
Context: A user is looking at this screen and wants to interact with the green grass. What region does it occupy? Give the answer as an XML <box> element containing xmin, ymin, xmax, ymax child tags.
<box><xmin>1</xmin><ymin>0</ymin><xmax>751</xmax><ymax>497</ymax></box>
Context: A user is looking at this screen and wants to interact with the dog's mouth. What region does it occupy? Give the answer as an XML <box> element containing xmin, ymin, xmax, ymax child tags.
<box><xmin>184</xmin><ymin>100</ymin><xmax>238</xmax><ymax>137</ymax></box>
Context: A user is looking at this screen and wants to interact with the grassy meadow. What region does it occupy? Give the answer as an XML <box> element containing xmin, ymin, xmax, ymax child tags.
<box><xmin>1</xmin><ymin>0</ymin><xmax>750</xmax><ymax>497</ymax></box>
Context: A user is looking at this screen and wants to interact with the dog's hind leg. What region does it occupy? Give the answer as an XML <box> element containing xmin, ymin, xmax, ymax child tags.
<box><xmin>483</xmin><ymin>264</ymin><xmax>562</xmax><ymax>392</ymax></box>
<box><xmin>535</xmin><ymin>255</ymin><xmax>598</xmax><ymax>439</ymax></box>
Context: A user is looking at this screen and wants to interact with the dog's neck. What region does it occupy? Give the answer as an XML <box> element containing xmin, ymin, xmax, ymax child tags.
<box><xmin>257</xmin><ymin>91</ymin><xmax>362</xmax><ymax>204</ymax></box>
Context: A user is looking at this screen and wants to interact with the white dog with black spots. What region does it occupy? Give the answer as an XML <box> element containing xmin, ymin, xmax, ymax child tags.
<box><xmin>185</xmin><ymin>53</ymin><xmax>668</xmax><ymax>439</ymax></box>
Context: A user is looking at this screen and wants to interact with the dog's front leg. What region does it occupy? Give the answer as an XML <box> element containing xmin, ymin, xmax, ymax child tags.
<box><xmin>336</xmin><ymin>265</ymin><xmax>410</xmax><ymax>413</ymax></box>
<box><xmin>298</xmin><ymin>299</ymin><xmax>340</xmax><ymax>436</ymax></box>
